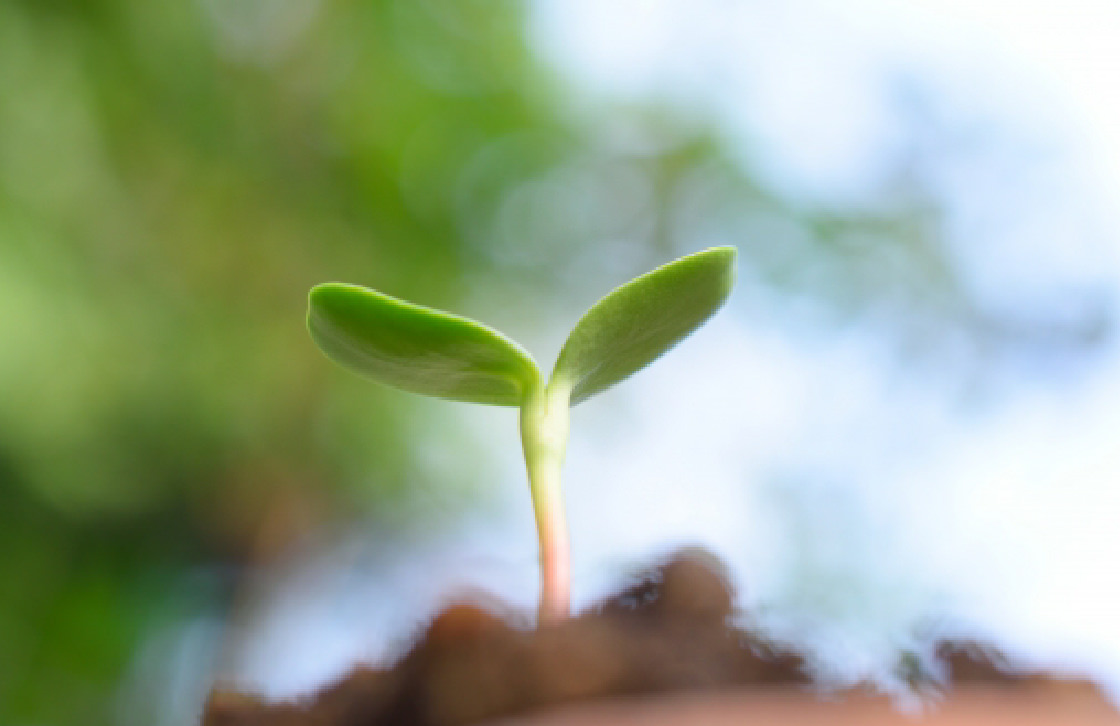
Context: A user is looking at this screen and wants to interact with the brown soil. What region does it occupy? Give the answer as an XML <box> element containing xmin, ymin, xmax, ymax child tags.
<box><xmin>202</xmin><ymin>549</ymin><xmax>1111</xmax><ymax>726</ymax></box>
<box><xmin>488</xmin><ymin>685</ymin><xmax>1117</xmax><ymax>726</ymax></box>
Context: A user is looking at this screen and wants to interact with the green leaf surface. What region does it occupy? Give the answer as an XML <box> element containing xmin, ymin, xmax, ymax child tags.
<box><xmin>551</xmin><ymin>246</ymin><xmax>737</xmax><ymax>405</ymax></box>
<box><xmin>308</xmin><ymin>283</ymin><xmax>540</xmax><ymax>406</ymax></box>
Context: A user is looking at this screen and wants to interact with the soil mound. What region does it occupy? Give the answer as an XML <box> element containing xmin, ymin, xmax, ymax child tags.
<box><xmin>202</xmin><ymin>550</ymin><xmax>1094</xmax><ymax>726</ymax></box>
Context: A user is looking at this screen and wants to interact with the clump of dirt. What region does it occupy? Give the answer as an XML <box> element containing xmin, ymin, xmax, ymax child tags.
<box><xmin>201</xmin><ymin>550</ymin><xmax>1082</xmax><ymax>726</ymax></box>
<box><xmin>203</xmin><ymin>549</ymin><xmax>805</xmax><ymax>726</ymax></box>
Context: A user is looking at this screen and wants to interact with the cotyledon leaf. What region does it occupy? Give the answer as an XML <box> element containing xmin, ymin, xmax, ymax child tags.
<box><xmin>308</xmin><ymin>283</ymin><xmax>541</xmax><ymax>406</ymax></box>
<box><xmin>550</xmin><ymin>246</ymin><xmax>737</xmax><ymax>405</ymax></box>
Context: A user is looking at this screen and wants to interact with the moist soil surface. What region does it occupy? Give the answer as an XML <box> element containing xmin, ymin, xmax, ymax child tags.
<box><xmin>202</xmin><ymin>549</ymin><xmax>1093</xmax><ymax>726</ymax></box>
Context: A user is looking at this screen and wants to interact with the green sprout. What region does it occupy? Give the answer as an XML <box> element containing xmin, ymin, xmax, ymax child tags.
<box><xmin>307</xmin><ymin>247</ymin><xmax>737</xmax><ymax>623</ymax></box>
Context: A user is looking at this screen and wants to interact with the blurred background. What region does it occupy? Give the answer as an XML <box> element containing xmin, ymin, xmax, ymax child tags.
<box><xmin>2</xmin><ymin>0</ymin><xmax>1120</xmax><ymax>723</ymax></box>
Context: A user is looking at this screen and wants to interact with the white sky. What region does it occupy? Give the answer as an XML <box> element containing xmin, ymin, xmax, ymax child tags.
<box><xmin>526</xmin><ymin>0</ymin><xmax>1120</xmax><ymax>694</ymax></box>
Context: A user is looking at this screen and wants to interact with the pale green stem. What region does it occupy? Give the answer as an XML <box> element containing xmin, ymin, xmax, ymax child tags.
<box><xmin>519</xmin><ymin>379</ymin><xmax>572</xmax><ymax>625</ymax></box>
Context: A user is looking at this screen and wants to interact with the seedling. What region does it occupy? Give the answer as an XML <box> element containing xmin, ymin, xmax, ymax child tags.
<box><xmin>307</xmin><ymin>247</ymin><xmax>737</xmax><ymax>623</ymax></box>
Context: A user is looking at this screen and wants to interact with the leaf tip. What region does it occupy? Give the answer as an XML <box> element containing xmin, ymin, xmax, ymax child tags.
<box><xmin>307</xmin><ymin>282</ymin><xmax>340</xmax><ymax>332</ymax></box>
<box><xmin>687</xmin><ymin>245</ymin><xmax>738</xmax><ymax>308</ymax></box>
<box><xmin>707</xmin><ymin>245</ymin><xmax>738</xmax><ymax>296</ymax></box>
<box><xmin>307</xmin><ymin>281</ymin><xmax>348</xmax><ymax>306</ymax></box>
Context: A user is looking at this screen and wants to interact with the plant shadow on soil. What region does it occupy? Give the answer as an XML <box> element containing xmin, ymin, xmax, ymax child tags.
<box><xmin>203</xmin><ymin>549</ymin><xmax>1092</xmax><ymax>726</ymax></box>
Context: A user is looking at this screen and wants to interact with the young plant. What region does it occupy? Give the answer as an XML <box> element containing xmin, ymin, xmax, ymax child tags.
<box><xmin>307</xmin><ymin>246</ymin><xmax>737</xmax><ymax>624</ymax></box>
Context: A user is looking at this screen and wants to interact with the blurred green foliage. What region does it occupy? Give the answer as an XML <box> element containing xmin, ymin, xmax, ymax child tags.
<box><xmin>0</xmin><ymin>1</ymin><xmax>574</xmax><ymax>722</ymax></box>
<box><xmin>0</xmin><ymin>1</ymin><xmax>1107</xmax><ymax>724</ymax></box>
